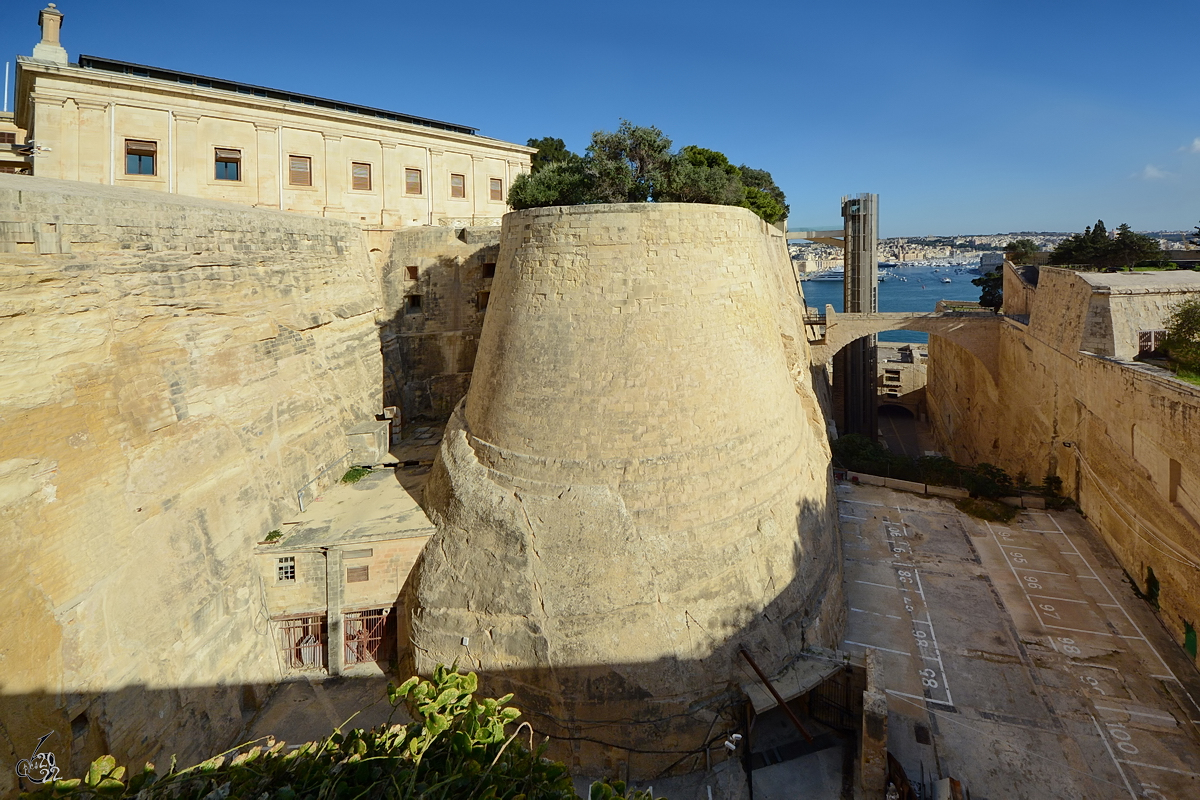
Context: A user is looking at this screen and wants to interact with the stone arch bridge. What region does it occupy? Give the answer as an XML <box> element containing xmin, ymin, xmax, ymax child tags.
<box><xmin>806</xmin><ymin>305</ymin><xmax>1003</xmax><ymax>381</ymax></box>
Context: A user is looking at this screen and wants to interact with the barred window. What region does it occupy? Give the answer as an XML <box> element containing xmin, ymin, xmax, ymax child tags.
<box><xmin>1138</xmin><ymin>329</ymin><xmax>1167</xmax><ymax>355</ymax></box>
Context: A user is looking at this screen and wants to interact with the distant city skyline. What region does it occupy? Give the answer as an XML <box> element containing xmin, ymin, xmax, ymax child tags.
<box><xmin>2</xmin><ymin>0</ymin><xmax>1196</xmax><ymax>238</ymax></box>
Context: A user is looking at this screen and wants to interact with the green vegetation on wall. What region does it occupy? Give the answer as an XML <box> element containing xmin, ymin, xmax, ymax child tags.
<box><xmin>21</xmin><ymin>666</ymin><xmax>659</xmax><ymax>800</ymax></box>
<box><xmin>512</xmin><ymin>121</ymin><xmax>789</xmax><ymax>224</ymax></box>
<box><xmin>1048</xmin><ymin>220</ymin><xmax>1163</xmax><ymax>271</ymax></box>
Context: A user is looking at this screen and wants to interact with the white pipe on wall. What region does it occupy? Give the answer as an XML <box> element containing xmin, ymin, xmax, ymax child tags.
<box><xmin>108</xmin><ymin>102</ymin><xmax>114</xmax><ymax>185</ymax></box>
<box><xmin>167</xmin><ymin>109</ymin><xmax>174</xmax><ymax>193</ymax></box>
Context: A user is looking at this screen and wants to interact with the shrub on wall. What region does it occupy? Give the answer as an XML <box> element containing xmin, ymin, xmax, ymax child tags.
<box><xmin>511</xmin><ymin>121</ymin><xmax>789</xmax><ymax>224</ymax></box>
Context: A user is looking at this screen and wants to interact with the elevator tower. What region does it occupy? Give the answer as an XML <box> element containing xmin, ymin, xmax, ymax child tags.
<box><xmin>835</xmin><ymin>193</ymin><xmax>879</xmax><ymax>437</ymax></box>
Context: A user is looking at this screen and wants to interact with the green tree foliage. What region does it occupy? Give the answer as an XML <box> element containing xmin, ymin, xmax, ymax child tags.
<box><xmin>659</xmin><ymin>146</ymin><xmax>744</xmax><ymax>205</ymax></box>
<box><xmin>508</xmin><ymin>122</ymin><xmax>788</xmax><ymax>224</ymax></box>
<box><xmin>1049</xmin><ymin>219</ymin><xmax>1162</xmax><ymax>270</ymax></box>
<box><xmin>586</xmin><ymin>121</ymin><xmax>673</xmax><ymax>203</ymax></box>
<box><xmin>972</xmin><ymin>269</ymin><xmax>1003</xmax><ymax>310</ymax></box>
<box><xmin>738</xmin><ymin>166</ymin><xmax>790</xmax><ymax>225</ymax></box>
<box><xmin>1187</xmin><ymin>221</ymin><xmax>1200</xmax><ymax>249</ymax></box>
<box><xmin>1164</xmin><ymin>297</ymin><xmax>1200</xmax><ymax>372</ymax></box>
<box><xmin>21</xmin><ymin>666</ymin><xmax>654</xmax><ymax>800</ymax></box>
<box><xmin>527</xmin><ymin>137</ymin><xmax>574</xmax><ymax>174</ymax></box>
<box><xmin>1003</xmin><ymin>239</ymin><xmax>1039</xmax><ymax>265</ymax></box>
<box><xmin>508</xmin><ymin>155</ymin><xmax>594</xmax><ymax>209</ymax></box>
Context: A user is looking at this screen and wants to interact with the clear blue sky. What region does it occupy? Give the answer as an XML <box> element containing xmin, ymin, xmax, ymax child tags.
<box><xmin>3</xmin><ymin>0</ymin><xmax>1197</xmax><ymax>237</ymax></box>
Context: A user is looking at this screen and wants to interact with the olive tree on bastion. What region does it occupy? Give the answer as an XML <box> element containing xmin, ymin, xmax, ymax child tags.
<box><xmin>1164</xmin><ymin>297</ymin><xmax>1200</xmax><ymax>373</ymax></box>
<box><xmin>508</xmin><ymin>121</ymin><xmax>789</xmax><ymax>224</ymax></box>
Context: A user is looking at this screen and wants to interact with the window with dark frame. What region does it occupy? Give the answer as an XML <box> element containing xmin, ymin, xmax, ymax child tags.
<box><xmin>289</xmin><ymin>155</ymin><xmax>312</xmax><ymax>186</ymax></box>
<box><xmin>352</xmin><ymin>162</ymin><xmax>372</xmax><ymax>191</ymax></box>
<box><xmin>482</xmin><ymin>263</ymin><xmax>496</xmax><ymax>279</ymax></box>
<box><xmin>405</xmin><ymin>167</ymin><xmax>422</xmax><ymax>194</ymax></box>
<box><xmin>125</xmin><ymin>139</ymin><xmax>156</xmax><ymax>175</ymax></box>
<box><xmin>489</xmin><ymin>178</ymin><xmax>503</xmax><ymax>201</ymax></box>
<box><xmin>450</xmin><ymin>173</ymin><xmax>465</xmax><ymax>198</ymax></box>
<box><xmin>215</xmin><ymin>148</ymin><xmax>241</xmax><ymax>181</ymax></box>
<box><xmin>405</xmin><ymin>295</ymin><xmax>423</xmax><ymax>314</ymax></box>
<box><xmin>277</xmin><ymin>556</ymin><xmax>296</xmax><ymax>583</ymax></box>
<box><xmin>346</xmin><ymin>565</ymin><xmax>369</xmax><ymax>583</ymax></box>
<box><xmin>405</xmin><ymin>266</ymin><xmax>419</xmax><ymax>281</ymax></box>
<box><xmin>0</xmin><ymin>132</ymin><xmax>16</xmax><ymax>144</ymax></box>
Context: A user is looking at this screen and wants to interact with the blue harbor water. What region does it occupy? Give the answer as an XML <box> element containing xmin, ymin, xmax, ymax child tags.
<box><xmin>799</xmin><ymin>263</ymin><xmax>984</xmax><ymax>343</ymax></box>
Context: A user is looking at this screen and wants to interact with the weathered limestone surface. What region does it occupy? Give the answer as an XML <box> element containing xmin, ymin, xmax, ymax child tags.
<box><xmin>928</xmin><ymin>267</ymin><xmax>1200</xmax><ymax>666</ymax></box>
<box><xmin>379</xmin><ymin>226</ymin><xmax>499</xmax><ymax>421</ymax></box>
<box><xmin>0</xmin><ymin>175</ymin><xmax>382</xmax><ymax>790</ymax></box>
<box><xmin>404</xmin><ymin>204</ymin><xmax>844</xmax><ymax>775</ymax></box>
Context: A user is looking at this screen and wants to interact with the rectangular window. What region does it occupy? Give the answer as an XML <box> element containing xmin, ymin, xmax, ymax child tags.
<box><xmin>214</xmin><ymin>147</ymin><xmax>241</xmax><ymax>181</ymax></box>
<box><xmin>482</xmin><ymin>263</ymin><xmax>496</xmax><ymax>279</ymax></box>
<box><xmin>289</xmin><ymin>155</ymin><xmax>312</xmax><ymax>186</ymax></box>
<box><xmin>477</xmin><ymin>291</ymin><xmax>490</xmax><ymax>311</ymax></box>
<box><xmin>343</xmin><ymin>548</ymin><xmax>373</xmax><ymax>560</ymax></box>
<box><xmin>346</xmin><ymin>565</ymin><xmax>370</xmax><ymax>583</ymax></box>
<box><xmin>125</xmin><ymin>139</ymin><xmax>156</xmax><ymax>175</ymax></box>
<box><xmin>277</xmin><ymin>556</ymin><xmax>296</xmax><ymax>583</ymax></box>
<box><xmin>489</xmin><ymin>178</ymin><xmax>503</xmax><ymax>201</ymax></box>
<box><xmin>450</xmin><ymin>173</ymin><xmax>465</xmax><ymax>198</ymax></box>
<box><xmin>405</xmin><ymin>265</ymin><xmax>419</xmax><ymax>281</ymax></box>
<box><xmin>0</xmin><ymin>132</ymin><xmax>16</xmax><ymax>144</ymax></box>
<box><xmin>352</xmin><ymin>162</ymin><xmax>372</xmax><ymax>191</ymax></box>
<box><xmin>405</xmin><ymin>167</ymin><xmax>422</xmax><ymax>195</ymax></box>
<box><xmin>405</xmin><ymin>294</ymin><xmax>423</xmax><ymax>315</ymax></box>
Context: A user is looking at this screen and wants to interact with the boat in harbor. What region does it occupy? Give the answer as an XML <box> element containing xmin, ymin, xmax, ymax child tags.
<box><xmin>806</xmin><ymin>268</ymin><xmax>845</xmax><ymax>281</ymax></box>
<box><xmin>941</xmin><ymin>277</ymin><xmax>952</xmax><ymax>283</ymax></box>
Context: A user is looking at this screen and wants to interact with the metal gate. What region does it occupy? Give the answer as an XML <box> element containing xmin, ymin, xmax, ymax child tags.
<box><xmin>344</xmin><ymin>608</ymin><xmax>389</xmax><ymax>665</ymax></box>
<box><xmin>810</xmin><ymin>671</ymin><xmax>860</xmax><ymax>732</ymax></box>
<box><xmin>278</xmin><ymin>615</ymin><xmax>326</xmax><ymax>671</ymax></box>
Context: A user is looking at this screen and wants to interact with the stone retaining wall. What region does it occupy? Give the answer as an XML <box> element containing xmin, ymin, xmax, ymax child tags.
<box><xmin>0</xmin><ymin>175</ymin><xmax>382</xmax><ymax>790</ymax></box>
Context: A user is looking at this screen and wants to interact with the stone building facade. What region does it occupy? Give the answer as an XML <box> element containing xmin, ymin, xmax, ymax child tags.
<box><xmin>927</xmin><ymin>264</ymin><xmax>1200</xmax><ymax>665</ymax></box>
<box><xmin>12</xmin><ymin>5</ymin><xmax>534</xmax><ymax>229</ymax></box>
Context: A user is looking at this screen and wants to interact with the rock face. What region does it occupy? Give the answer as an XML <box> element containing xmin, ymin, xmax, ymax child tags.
<box><xmin>0</xmin><ymin>175</ymin><xmax>382</xmax><ymax>791</ymax></box>
<box><xmin>404</xmin><ymin>204</ymin><xmax>843</xmax><ymax>775</ymax></box>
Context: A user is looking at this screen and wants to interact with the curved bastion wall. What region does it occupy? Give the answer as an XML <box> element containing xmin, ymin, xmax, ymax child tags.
<box><xmin>403</xmin><ymin>203</ymin><xmax>844</xmax><ymax>775</ymax></box>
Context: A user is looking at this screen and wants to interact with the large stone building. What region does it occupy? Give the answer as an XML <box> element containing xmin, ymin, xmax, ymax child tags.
<box><xmin>12</xmin><ymin>4</ymin><xmax>534</xmax><ymax>229</ymax></box>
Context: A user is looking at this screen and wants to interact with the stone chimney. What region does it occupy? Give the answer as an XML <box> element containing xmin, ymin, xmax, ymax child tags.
<box><xmin>32</xmin><ymin>4</ymin><xmax>68</xmax><ymax>65</ymax></box>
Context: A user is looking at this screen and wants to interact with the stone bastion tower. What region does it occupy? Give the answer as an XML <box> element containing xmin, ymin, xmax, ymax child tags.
<box><xmin>402</xmin><ymin>203</ymin><xmax>844</xmax><ymax>776</ymax></box>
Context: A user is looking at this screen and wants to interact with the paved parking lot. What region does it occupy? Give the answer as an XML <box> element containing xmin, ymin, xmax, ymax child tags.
<box><xmin>838</xmin><ymin>482</ymin><xmax>1200</xmax><ymax>799</ymax></box>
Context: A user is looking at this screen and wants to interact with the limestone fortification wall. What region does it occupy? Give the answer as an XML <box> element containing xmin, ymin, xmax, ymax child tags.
<box><xmin>378</xmin><ymin>226</ymin><xmax>499</xmax><ymax>421</ymax></box>
<box><xmin>404</xmin><ymin>203</ymin><xmax>843</xmax><ymax>776</ymax></box>
<box><xmin>0</xmin><ymin>175</ymin><xmax>382</xmax><ymax>789</ymax></box>
<box><xmin>928</xmin><ymin>268</ymin><xmax>1200</xmax><ymax>664</ymax></box>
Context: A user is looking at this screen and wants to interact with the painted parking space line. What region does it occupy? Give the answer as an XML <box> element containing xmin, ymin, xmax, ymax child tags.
<box><xmin>1090</xmin><ymin>714</ymin><xmax>1139</xmax><ymax>799</ymax></box>
<box><xmin>1043</xmin><ymin>624</ymin><xmax>1115</xmax><ymax>637</ymax></box>
<box><xmin>843</xmin><ymin>640</ymin><xmax>912</xmax><ymax>657</ymax></box>
<box><xmin>850</xmin><ymin>607</ymin><xmax>904</xmax><ymax>620</ymax></box>
<box><xmin>1116</xmin><ymin>760</ymin><xmax>1200</xmax><ymax>779</ymax></box>
<box><xmin>1027</xmin><ymin>594</ymin><xmax>1091</xmax><ymax>604</ymax></box>
<box><xmin>855</xmin><ymin>579</ymin><xmax>900</xmax><ymax>590</ymax></box>
<box><xmin>1094</xmin><ymin>706</ymin><xmax>1177</xmax><ymax>723</ymax></box>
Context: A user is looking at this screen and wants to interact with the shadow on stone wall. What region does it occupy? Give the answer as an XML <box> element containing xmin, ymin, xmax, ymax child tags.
<box><xmin>378</xmin><ymin>230</ymin><xmax>499</xmax><ymax>425</ymax></box>
<box><xmin>3</xmin><ymin>515</ymin><xmax>841</xmax><ymax>792</ymax></box>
